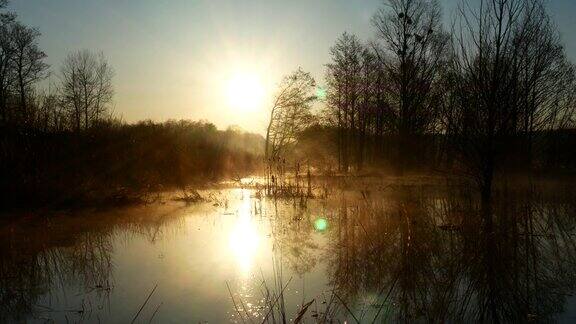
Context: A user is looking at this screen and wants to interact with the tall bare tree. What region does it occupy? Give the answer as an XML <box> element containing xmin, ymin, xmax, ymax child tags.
<box><xmin>60</xmin><ymin>50</ymin><xmax>114</xmax><ymax>132</ymax></box>
<box><xmin>325</xmin><ymin>33</ymin><xmax>364</xmax><ymax>172</ymax></box>
<box><xmin>372</xmin><ymin>0</ymin><xmax>449</xmax><ymax>169</ymax></box>
<box><xmin>11</xmin><ymin>22</ymin><xmax>48</xmax><ymax>122</ymax></box>
<box><xmin>0</xmin><ymin>1</ymin><xmax>47</xmax><ymax>125</ymax></box>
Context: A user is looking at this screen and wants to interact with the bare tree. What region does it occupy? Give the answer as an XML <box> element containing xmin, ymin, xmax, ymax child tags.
<box><xmin>372</xmin><ymin>0</ymin><xmax>449</xmax><ymax>169</ymax></box>
<box><xmin>0</xmin><ymin>9</ymin><xmax>15</xmax><ymax>123</ymax></box>
<box><xmin>265</xmin><ymin>68</ymin><xmax>316</xmax><ymax>161</ymax></box>
<box><xmin>441</xmin><ymin>0</ymin><xmax>576</xmax><ymax>200</ymax></box>
<box><xmin>264</xmin><ymin>69</ymin><xmax>316</xmax><ymax>194</ymax></box>
<box><xmin>10</xmin><ymin>22</ymin><xmax>48</xmax><ymax>122</ymax></box>
<box><xmin>443</xmin><ymin>0</ymin><xmax>527</xmax><ymax>201</ymax></box>
<box><xmin>60</xmin><ymin>50</ymin><xmax>114</xmax><ymax>132</ymax></box>
<box><xmin>325</xmin><ymin>33</ymin><xmax>364</xmax><ymax>172</ymax></box>
<box><xmin>512</xmin><ymin>1</ymin><xmax>576</xmax><ymax>163</ymax></box>
<box><xmin>0</xmin><ymin>2</ymin><xmax>48</xmax><ymax>125</ymax></box>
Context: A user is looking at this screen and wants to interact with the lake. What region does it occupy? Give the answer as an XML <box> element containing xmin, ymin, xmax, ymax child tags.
<box><xmin>1</xmin><ymin>177</ymin><xmax>576</xmax><ymax>323</ymax></box>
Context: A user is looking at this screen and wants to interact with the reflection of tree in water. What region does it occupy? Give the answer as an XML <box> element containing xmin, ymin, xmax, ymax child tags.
<box><xmin>267</xmin><ymin>199</ymin><xmax>320</xmax><ymax>276</ymax></box>
<box><xmin>0</xmin><ymin>228</ymin><xmax>114</xmax><ymax>322</ymax></box>
<box><xmin>462</xmin><ymin>189</ymin><xmax>576</xmax><ymax>323</ymax></box>
<box><xmin>325</xmin><ymin>184</ymin><xmax>576</xmax><ymax>322</ymax></box>
<box><xmin>0</xmin><ymin>205</ymin><xmax>185</xmax><ymax>322</ymax></box>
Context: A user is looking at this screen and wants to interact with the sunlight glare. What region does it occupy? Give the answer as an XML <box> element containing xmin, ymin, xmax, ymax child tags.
<box><xmin>229</xmin><ymin>194</ymin><xmax>261</xmax><ymax>275</ymax></box>
<box><xmin>226</xmin><ymin>72</ymin><xmax>265</xmax><ymax>112</ymax></box>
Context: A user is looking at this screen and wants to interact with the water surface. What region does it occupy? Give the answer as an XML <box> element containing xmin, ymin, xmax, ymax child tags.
<box><xmin>2</xmin><ymin>180</ymin><xmax>576</xmax><ymax>323</ymax></box>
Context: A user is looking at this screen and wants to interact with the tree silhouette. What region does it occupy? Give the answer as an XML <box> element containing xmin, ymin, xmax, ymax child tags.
<box><xmin>60</xmin><ymin>50</ymin><xmax>114</xmax><ymax>132</ymax></box>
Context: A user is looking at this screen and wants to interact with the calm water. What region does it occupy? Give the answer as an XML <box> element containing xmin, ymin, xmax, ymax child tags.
<box><xmin>2</xmin><ymin>179</ymin><xmax>576</xmax><ymax>323</ymax></box>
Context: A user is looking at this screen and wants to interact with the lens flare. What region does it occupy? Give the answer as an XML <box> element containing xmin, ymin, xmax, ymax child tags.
<box><xmin>314</xmin><ymin>217</ymin><xmax>328</xmax><ymax>232</ymax></box>
<box><xmin>316</xmin><ymin>87</ymin><xmax>327</xmax><ymax>101</ymax></box>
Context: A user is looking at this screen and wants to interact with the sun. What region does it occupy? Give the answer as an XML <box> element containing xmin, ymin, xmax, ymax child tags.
<box><xmin>226</xmin><ymin>72</ymin><xmax>265</xmax><ymax>112</ymax></box>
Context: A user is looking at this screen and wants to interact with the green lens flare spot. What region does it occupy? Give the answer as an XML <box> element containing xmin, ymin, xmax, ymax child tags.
<box><xmin>316</xmin><ymin>87</ymin><xmax>326</xmax><ymax>100</ymax></box>
<box><xmin>314</xmin><ymin>218</ymin><xmax>328</xmax><ymax>232</ymax></box>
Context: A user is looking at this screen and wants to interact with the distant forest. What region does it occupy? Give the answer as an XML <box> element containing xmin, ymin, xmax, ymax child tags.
<box><xmin>2</xmin><ymin>0</ymin><xmax>576</xmax><ymax>209</ymax></box>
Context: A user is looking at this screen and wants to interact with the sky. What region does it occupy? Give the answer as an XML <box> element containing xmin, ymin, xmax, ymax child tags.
<box><xmin>9</xmin><ymin>0</ymin><xmax>576</xmax><ymax>134</ymax></box>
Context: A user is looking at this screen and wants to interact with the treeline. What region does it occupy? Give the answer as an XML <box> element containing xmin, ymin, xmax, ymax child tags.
<box><xmin>265</xmin><ymin>0</ymin><xmax>576</xmax><ymax>197</ymax></box>
<box><xmin>0</xmin><ymin>2</ymin><xmax>264</xmax><ymax>208</ymax></box>
<box><xmin>320</xmin><ymin>0</ymin><xmax>576</xmax><ymax>196</ymax></box>
<box><xmin>0</xmin><ymin>120</ymin><xmax>264</xmax><ymax>207</ymax></box>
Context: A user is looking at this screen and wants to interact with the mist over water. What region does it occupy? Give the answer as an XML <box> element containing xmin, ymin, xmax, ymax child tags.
<box><xmin>1</xmin><ymin>179</ymin><xmax>575</xmax><ymax>323</ymax></box>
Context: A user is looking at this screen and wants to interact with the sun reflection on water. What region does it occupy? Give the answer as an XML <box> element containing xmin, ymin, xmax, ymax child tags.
<box><xmin>228</xmin><ymin>192</ymin><xmax>261</xmax><ymax>276</ymax></box>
